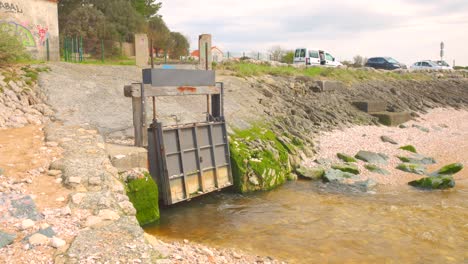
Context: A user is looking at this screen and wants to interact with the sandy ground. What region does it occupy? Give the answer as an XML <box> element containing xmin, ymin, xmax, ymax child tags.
<box><xmin>305</xmin><ymin>108</ymin><xmax>468</xmax><ymax>185</ymax></box>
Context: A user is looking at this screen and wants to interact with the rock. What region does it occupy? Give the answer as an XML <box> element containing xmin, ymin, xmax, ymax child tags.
<box><xmin>68</xmin><ymin>177</ymin><xmax>81</xmax><ymax>184</ymax></box>
<box><xmin>45</xmin><ymin>141</ymin><xmax>59</xmax><ymax>147</ymax></box>
<box><xmin>71</xmin><ymin>193</ymin><xmax>86</xmax><ymax>205</ymax></box>
<box><xmin>98</xmin><ymin>209</ymin><xmax>120</xmax><ymax>221</ymax></box>
<box><xmin>295</xmin><ymin>166</ymin><xmax>325</xmax><ymax>180</ymax></box>
<box><xmin>396</xmin><ymin>163</ymin><xmax>426</xmax><ymax>175</ymax></box>
<box><xmin>429</xmin><ymin>163</ymin><xmax>464</xmax><ymax>176</ymax></box>
<box><xmin>48</xmin><ymin>170</ymin><xmax>62</xmax><ymax>177</ymax></box>
<box><xmin>29</xmin><ymin>233</ymin><xmax>49</xmax><ymax>246</ymax></box>
<box><xmin>408</xmin><ymin>175</ymin><xmax>455</xmax><ymax>190</ymax></box>
<box><xmin>85</xmin><ymin>216</ymin><xmax>103</xmax><ymax>227</ymax></box>
<box><xmin>248</xmin><ymin>175</ymin><xmax>260</xmax><ymax>185</ymax></box>
<box><xmin>399</xmin><ymin>124</ymin><xmax>408</xmax><ymax>129</ymax></box>
<box><xmin>399</xmin><ymin>145</ymin><xmax>417</xmax><ymax>153</ymax></box>
<box><xmin>364</xmin><ymin>164</ymin><xmax>390</xmax><ymax>175</ymax></box>
<box><xmin>36</xmin><ymin>226</ymin><xmax>56</xmax><ymax>238</ymax></box>
<box><xmin>323</xmin><ymin>169</ymin><xmax>358</xmax><ymax>183</ymax></box>
<box><xmin>56</xmin><ymin>196</ymin><xmax>66</xmax><ymax>202</ymax></box>
<box><xmin>397</xmin><ymin>154</ymin><xmax>436</xmax><ymax>165</ymax></box>
<box><xmin>0</xmin><ymin>167</ymin><xmax>4</xmax><ymax>176</ymax></box>
<box><xmin>0</xmin><ymin>231</ymin><xmax>16</xmax><ymax>249</ymax></box>
<box><xmin>50</xmin><ymin>237</ymin><xmax>66</xmax><ymax>248</ymax></box>
<box><xmin>354</xmin><ymin>179</ymin><xmax>378</xmax><ymax>190</ymax></box>
<box><xmin>380</xmin><ymin>136</ymin><xmax>398</xmax><ymax>145</ymax></box>
<box><xmin>412</xmin><ymin>124</ymin><xmax>430</xmax><ymax>132</ymax></box>
<box><xmin>21</xmin><ymin>219</ymin><xmax>35</xmax><ymax>230</ymax></box>
<box><xmin>315</xmin><ymin>158</ymin><xmax>332</xmax><ymax>166</ymax></box>
<box><xmin>331</xmin><ymin>163</ymin><xmax>360</xmax><ymax>175</ymax></box>
<box><xmin>119</xmin><ymin>201</ymin><xmax>137</xmax><ymax>216</ymax></box>
<box><xmin>337</xmin><ymin>153</ymin><xmax>357</xmax><ymax>163</ymax></box>
<box><xmin>61</xmin><ymin>206</ymin><xmax>72</xmax><ymax>216</ymax></box>
<box><xmin>355</xmin><ymin>151</ymin><xmax>389</xmax><ymax>165</ymax></box>
<box><xmin>88</xmin><ymin>177</ymin><xmax>101</xmax><ymax>186</ymax></box>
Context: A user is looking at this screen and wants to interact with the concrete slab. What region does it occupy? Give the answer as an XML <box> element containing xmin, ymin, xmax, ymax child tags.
<box><xmin>106</xmin><ymin>144</ymin><xmax>148</xmax><ymax>172</ymax></box>
<box><xmin>371</xmin><ymin>112</ymin><xmax>411</xmax><ymax>126</ymax></box>
<box><xmin>354</xmin><ymin>101</ymin><xmax>387</xmax><ymax>113</ymax></box>
<box><xmin>315</xmin><ymin>80</ymin><xmax>344</xmax><ymax>92</ymax></box>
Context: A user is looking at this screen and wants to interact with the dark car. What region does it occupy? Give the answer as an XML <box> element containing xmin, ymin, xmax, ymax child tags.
<box><xmin>365</xmin><ymin>57</ymin><xmax>406</xmax><ymax>70</ymax></box>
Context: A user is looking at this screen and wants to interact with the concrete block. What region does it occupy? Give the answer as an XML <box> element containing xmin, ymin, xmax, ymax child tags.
<box><xmin>315</xmin><ymin>80</ymin><xmax>344</xmax><ymax>92</ymax></box>
<box><xmin>354</xmin><ymin>101</ymin><xmax>387</xmax><ymax>113</ymax></box>
<box><xmin>106</xmin><ymin>144</ymin><xmax>148</xmax><ymax>172</ymax></box>
<box><xmin>371</xmin><ymin>112</ymin><xmax>411</xmax><ymax>126</ymax></box>
<box><xmin>135</xmin><ymin>34</ymin><xmax>149</xmax><ymax>67</ymax></box>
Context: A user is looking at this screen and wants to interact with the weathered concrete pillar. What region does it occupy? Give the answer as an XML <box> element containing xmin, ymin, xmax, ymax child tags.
<box><xmin>135</xmin><ymin>34</ymin><xmax>149</xmax><ymax>67</ymax></box>
<box><xmin>198</xmin><ymin>34</ymin><xmax>212</xmax><ymax>70</ymax></box>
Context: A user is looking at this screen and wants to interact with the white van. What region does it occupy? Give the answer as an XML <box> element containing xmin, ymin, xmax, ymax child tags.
<box><xmin>293</xmin><ymin>48</ymin><xmax>342</xmax><ymax>67</ymax></box>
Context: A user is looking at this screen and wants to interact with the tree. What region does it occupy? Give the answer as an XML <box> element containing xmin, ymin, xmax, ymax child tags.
<box><xmin>353</xmin><ymin>55</ymin><xmax>367</xmax><ymax>67</ymax></box>
<box><xmin>147</xmin><ymin>16</ymin><xmax>171</xmax><ymax>55</ymax></box>
<box><xmin>169</xmin><ymin>32</ymin><xmax>189</xmax><ymax>59</ymax></box>
<box><xmin>281</xmin><ymin>51</ymin><xmax>294</xmax><ymax>64</ymax></box>
<box><xmin>131</xmin><ymin>0</ymin><xmax>162</xmax><ymax>19</ymax></box>
<box><xmin>268</xmin><ymin>45</ymin><xmax>285</xmax><ymax>61</ymax></box>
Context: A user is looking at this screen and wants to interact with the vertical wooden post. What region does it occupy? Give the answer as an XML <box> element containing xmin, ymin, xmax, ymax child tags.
<box><xmin>132</xmin><ymin>96</ymin><xmax>143</xmax><ymax>147</ymax></box>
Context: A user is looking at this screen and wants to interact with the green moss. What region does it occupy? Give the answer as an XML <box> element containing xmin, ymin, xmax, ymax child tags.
<box><xmin>396</xmin><ymin>163</ymin><xmax>426</xmax><ymax>175</ymax></box>
<box><xmin>430</xmin><ymin>163</ymin><xmax>464</xmax><ymax>176</ymax></box>
<box><xmin>125</xmin><ymin>172</ymin><xmax>160</xmax><ymax>226</ymax></box>
<box><xmin>399</xmin><ymin>145</ymin><xmax>417</xmax><ymax>153</ymax></box>
<box><xmin>331</xmin><ymin>163</ymin><xmax>360</xmax><ymax>174</ymax></box>
<box><xmin>364</xmin><ymin>164</ymin><xmax>390</xmax><ymax>175</ymax></box>
<box><xmin>397</xmin><ymin>156</ymin><xmax>411</xmax><ymax>162</ymax></box>
<box><xmin>337</xmin><ymin>153</ymin><xmax>357</xmax><ymax>163</ymax></box>
<box><xmin>230</xmin><ymin>125</ymin><xmax>292</xmax><ymax>193</ymax></box>
<box><xmin>408</xmin><ymin>176</ymin><xmax>455</xmax><ymax>190</ymax></box>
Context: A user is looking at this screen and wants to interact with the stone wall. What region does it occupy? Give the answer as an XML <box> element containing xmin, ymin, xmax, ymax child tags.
<box><xmin>0</xmin><ymin>0</ymin><xmax>59</xmax><ymax>61</ymax></box>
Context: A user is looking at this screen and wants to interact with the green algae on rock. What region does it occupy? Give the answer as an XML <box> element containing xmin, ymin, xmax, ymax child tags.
<box><xmin>399</xmin><ymin>145</ymin><xmax>417</xmax><ymax>153</ymax></box>
<box><xmin>331</xmin><ymin>163</ymin><xmax>360</xmax><ymax>175</ymax></box>
<box><xmin>296</xmin><ymin>166</ymin><xmax>325</xmax><ymax>180</ymax></box>
<box><xmin>364</xmin><ymin>164</ymin><xmax>390</xmax><ymax>175</ymax></box>
<box><xmin>125</xmin><ymin>172</ymin><xmax>160</xmax><ymax>226</ymax></box>
<box><xmin>408</xmin><ymin>175</ymin><xmax>455</xmax><ymax>190</ymax></box>
<box><xmin>337</xmin><ymin>153</ymin><xmax>357</xmax><ymax>163</ymax></box>
<box><xmin>230</xmin><ymin>125</ymin><xmax>294</xmax><ymax>193</ymax></box>
<box><xmin>355</xmin><ymin>151</ymin><xmax>389</xmax><ymax>165</ymax></box>
<box><xmin>396</xmin><ymin>163</ymin><xmax>426</xmax><ymax>175</ymax></box>
<box><xmin>323</xmin><ymin>169</ymin><xmax>358</xmax><ymax>183</ymax></box>
<box><xmin>429</xmin><ymin>163</ymin><xmax>464</xmax><ymax>176</ymax></box>
<box><xmin>397</xmin><ymin>154</ymin><xmax>436</xmax><ymax>165</ymax></box>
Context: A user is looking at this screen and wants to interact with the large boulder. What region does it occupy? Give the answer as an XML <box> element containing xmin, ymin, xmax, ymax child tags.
<box><xmin>0</xmin><ymin>231</ymin><xmax>16</xmax><ymax>249</ymax></box>
<box><xmin>397</xmin><ymin>154</ymin><xmax>436</xmax><ymax>165</ymax></box>
<box><xmin>337</xmin><ymin>153</ymin><xmax>357</xmax><ymax>163</ymax></box>
<box><xmin>323</xmin><ymin>169</ymin><xmax>358</xmax><ymax>183</ymax></box>
<box><xmin>399</xmin><ymin>145</ymin><xmax>417</xmax><ymax>153</ymax></box>
<box><xmin>408</xmin><ymin>176</ymin><xmax>455</xmax><ymax>190</ymax></box>
<box><xmin>396</xmin><ymin>163</ymin><xmax>426</xmax><ymax>175</ymax></box>
<box><xmin>364</xmin><ymin>164</ymin><xmax>390</xmax><ymax>175</ymax></box>
<box><xmin>429</xmin><ymin>163</ymin><xmax>464</xmax><ymax>176</ymax></box>
<box><xmin>296</xmin><ymin>166</ymin><xmax>325</xmax><ymax>180</ymax></box>
<box><xmin>355</xmin><ymin>151</ymin><xmax>389</xmax><ymax>165</ymax></box>
<box><xmin>125</xmin><ymin>172</ymin><xmax>159</xmax><ymax>226</ymax></box>
<box><xmin>380</xmin><ymin>136</ymin><xmax>398</xmax><ymax>145</ymax></box>
<box><xmin>331</xmin><ymin>163</ymin><xmax>360</xmax><ymax>175</ymax></box>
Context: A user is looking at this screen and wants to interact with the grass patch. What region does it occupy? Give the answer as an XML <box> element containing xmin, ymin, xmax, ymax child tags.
<box><xmin>218</xmin><ymin>61</ymin><xmax>431</xmax><ymax>84</ymax></box>
<box><xmin>125</xmin><ymin>172</ymin><xmax>160</xmax><ymax>226</ymax></box>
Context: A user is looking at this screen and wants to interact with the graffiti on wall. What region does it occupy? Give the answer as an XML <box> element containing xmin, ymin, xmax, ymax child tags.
<box><xmin>0</xmin><ymin>21</ymin><xmax>35</xmax><ymax>47</ymax></box>
<box><xmin>0</xmin><ymin>2</ymin><xmax>23</xmax><ymax>14</ymax></box>
<box><xmin>36</xmin><ymin>25</ymin><xmax>49</xmax><ymax>46</ymax></box>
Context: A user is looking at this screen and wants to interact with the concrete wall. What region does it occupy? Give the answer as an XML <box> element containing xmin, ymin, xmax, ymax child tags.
<box><xmin>0</xmin><ymin>0</ymin><xmax>60</xmax><ymax>61</ymax></box>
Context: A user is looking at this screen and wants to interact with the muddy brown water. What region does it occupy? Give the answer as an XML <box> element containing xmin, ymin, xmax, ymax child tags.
<box><xmin>146</xmin><ymin>178</ymin><xmax>468</xmax><ymax>263</ymax></box>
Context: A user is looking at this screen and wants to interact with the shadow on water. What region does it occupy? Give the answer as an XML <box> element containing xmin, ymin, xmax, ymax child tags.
<box><xmin>145</xmin><ymin>179</ymin><xmax>468</xmax><ymax>263</ymax></box>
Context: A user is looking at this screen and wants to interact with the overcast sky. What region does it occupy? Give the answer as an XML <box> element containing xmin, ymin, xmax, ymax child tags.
<box><xmin>159</xmin><ymin>0</ymin><xmax>468</xmax><ymax>65</ymax></box>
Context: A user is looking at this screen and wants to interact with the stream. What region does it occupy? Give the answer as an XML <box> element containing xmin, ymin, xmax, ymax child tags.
<box><xmin>145</xmin><ymin>178</ymin><xmax>467</xmax><ymax>263</ymax></box>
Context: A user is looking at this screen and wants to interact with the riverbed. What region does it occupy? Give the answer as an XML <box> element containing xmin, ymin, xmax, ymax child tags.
<box><xmin>146</xmin><ymin>179</ymin><xmax>467</xmax><ymax>263</ymax></box>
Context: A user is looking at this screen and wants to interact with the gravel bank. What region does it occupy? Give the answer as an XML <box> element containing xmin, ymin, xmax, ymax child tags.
<box><xmin>306</xmin><ymin>108</ymin><xmax>468</xmax><ymax>185</ymax></box>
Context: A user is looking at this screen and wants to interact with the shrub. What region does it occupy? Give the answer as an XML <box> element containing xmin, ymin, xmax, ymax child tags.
<box><xmin>0</xmin><ymin>31</ymin><xmax>31</xmax><ymax>64</ymax></box>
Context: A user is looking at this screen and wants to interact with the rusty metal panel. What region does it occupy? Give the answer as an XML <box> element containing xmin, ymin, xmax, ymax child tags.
<box><xmin>149</xmin><ymin>121</ymin><xmax>233</xmax><ymax>205</ymax></box>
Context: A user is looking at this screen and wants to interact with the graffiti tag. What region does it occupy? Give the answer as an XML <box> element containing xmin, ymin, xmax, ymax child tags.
<box><xmin>0</xmin><ymin>21</ymin><xmax>35</xmax><ymax>47</ymax></box>
<box><xmin>36</xmin><ymin>25</ymin><xmax>49</xmax><ymax>45</ymax></box>
<box><xmin>0</xmin><ymin>2</ymin><xmax>23</xmax><ymax>14</ymax></box>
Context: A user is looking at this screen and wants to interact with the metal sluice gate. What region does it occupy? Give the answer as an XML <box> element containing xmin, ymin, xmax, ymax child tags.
<box><xmin>124</xmin><ymin>69</ymin><xmax>233</xmax><ymax>205</ymax></box>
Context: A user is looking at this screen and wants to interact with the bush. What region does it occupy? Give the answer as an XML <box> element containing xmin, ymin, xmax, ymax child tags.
<box><xmin>0</xmin><ymin>31</ymin><xmax>31</xmax><ymax>64</ymax></box>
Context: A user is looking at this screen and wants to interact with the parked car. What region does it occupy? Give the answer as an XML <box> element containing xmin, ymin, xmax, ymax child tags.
<box><xmin>293</xmin><ymin>48</ymin><xmax>342</xmax><ymax>67</ymax></box>
<box><xmin>410</xmin><ymin>60</ymin><xmax>445</xmax><ymax>71</ymax></box>
<box><xmin>365</xmin><ymin>57</ymin><xmax>406</xmax><ymax>70</ymax></box>
<box><xmin>434</xmin><ymin>60</ymin><xmax>453</xmax><ymax>70</ymax></box>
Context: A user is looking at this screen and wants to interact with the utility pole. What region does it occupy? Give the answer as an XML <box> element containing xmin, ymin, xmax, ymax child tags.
<box><xmin>440</xmin><ymin>41</ymin><xmax>444</xmax><ymax>61</ymax></box>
